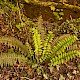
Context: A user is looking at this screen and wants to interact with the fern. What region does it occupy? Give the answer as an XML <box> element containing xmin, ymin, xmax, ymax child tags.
<box><xmin>52</xmin><ymin>34</ymin><xmax>70</xmax><ymax>47</ymax></box>
<box><xmin>51</xmin><ymin>35</ymin><xmax>78</xmax><ymax>57</ymax></box>
<box><xmin>25</xmin><ymin>41</ymin><xmax>36</xmax><ymax>63</ymax></box>
<box><xmin>37</xmin><ymin>16</ymin><xmax>46</xmax><ymax>43</ymax></box>
<box><xmin>0</xmin><ymin>29</ymin><xmax>80</xmax><ymax>67</ymax></box>
<box><xmin>49</xmin><ymin>50</ymin><xmax>80</xmax><ymax>66</ymax></box>
<box><xmin>48</xmin><ymin>35</ymin><xmax>79</xmax><ymax>66</ymax></box>
<box><xmin>0</xmin><ymin>49</ymin><xmax>27</xmax><ymax>66</ymax></box>
<box><xmin>25</xmin><ymin>41</ymin><xmax>34</xmax><ymax>55</ymax></box>
<box><xmin>0</xmin><ymin>36</ymin><xmax>29</xmax><ymax>56</ymax></box>
<box><xmin>31</xmin><ymin>28</ymin><xmax>80</xmax><ymax>66</ymax></box>
<box><xmin>31</xmin><ymin>28</ymin><xmax>42</xmax><ymax>60</ymax></box>
<box><xmin>40</xmin><ymin>31</ymin><xmax>54</xmax><ymax>62</ymax></box>
<box><xmin>66</xmin><ymin>40</ymin><xmax>80</xmax><ymax>51</ymax></box>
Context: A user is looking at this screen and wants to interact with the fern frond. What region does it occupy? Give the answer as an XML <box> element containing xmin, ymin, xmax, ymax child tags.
<box><xmin>66</xmin><ymin>40</ymin><xmax>80</xmax><ymax>51</ymax></box>
<box><xmin>40</xmin><ymin>31</ymin><xmax>54</xmax><ymax>62</ymax></box>
<box><xmin>0</xmin><ymin>36</ymin><xmax>29</xmax><ymax>56</ymax></box>
<box><xmin>49</xmin><ymin>50</ymin><xmax>80</xmax><ymax>66</ymax></box>
<box><xmin>31</xmin><ymin>28</ymin><xmax>42</xmax><ymax>60</ymax></box>
<box><xmin>37</xmin><ymin>16</ymin><xmax>46</xmax><ymax>42</ymax></box>
<box><xmin>52</xmin><ymin>34</ymin><xmax>70</xmax><ymax>47</ymax></box>
<box><xmin>25</xmin><ymin>41</ymin><xmax>36</xmax><ymax>63</ymax></box>
<box><xmin>0</xmin><ymin>52</ymin><xmax>27</xmax><ymax>66</ymax></box>
<box><xmin>51</xmin><ymin>35</ymin><xmax>78</xmax><ymax>57</ymax></box>
<box><xmin>25</xmin><ymin>41</ymin><xmax>34</xmax><ymax>55</ymax></box>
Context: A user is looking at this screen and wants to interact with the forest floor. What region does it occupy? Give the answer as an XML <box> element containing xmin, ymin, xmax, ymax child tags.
<box><xmin>0</xmin><ymin>0</ymin><xmax>80</xmax><ymax>80</ymax></box>
<box><xmin>0</xmin><ymin>18</ymin><xmax>80</xmax><ymax>80</ymax></box>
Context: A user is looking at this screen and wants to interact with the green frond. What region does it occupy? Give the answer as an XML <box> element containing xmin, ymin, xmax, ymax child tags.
<box><xmin>31</xmin><ymin>28</ymin><xmax>42</xmax><ymax>59</ymax></box>
<box><xmin>40</xmin><ymin>31</ymin><xmax>54</xmax><ymax>62</ymax></box>
<box><xmin>51</xmin><ymin>35</ymin><xmax>78</xmax><ymax>57</ymax></box>
<box><xmin>0</xmin><ymin>36</ymin><xmax>29</xmax><ymax>56</ymax></box>
<box><xmin>49</xmin><ymin>50</ymin><xmax>80</xmax><ymax>66</ymax></box>
<box><xmin>0</xmin><ymin>52</ymin><xmax>27</xmax><ymax>66</ymax></box>
<box><xmin>25</xmin><ymin>41</ymin><xmax>36</xmax><ymax>63</ymax></box>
